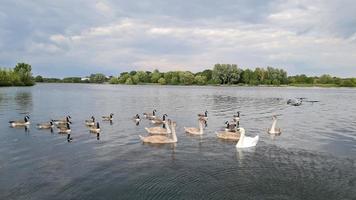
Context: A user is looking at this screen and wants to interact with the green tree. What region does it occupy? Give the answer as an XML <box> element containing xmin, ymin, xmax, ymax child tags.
<box><xmin>109</xmin><ymin>77</ymin><xmax>119</xmax><ymax>84</ymax></box>
<box><xmin>35</xmin><ymin>75</ymin><xmax>44</xmax><ymax>82</ymax></box>
<box><xmin>158</xmin><ymin>77</ymin><xmax>166</xmax><ymax>85</ymax></box>
<box><xmin>150</xmin><ymin>69</ymin><xmax>161</xmax><ymax>83</ymax></box>
<box><xmin>89</xmin><ymin>73</ymin><xmax>107</xmax><ymax>83</ymax></box>
<box><xmin>194</xmin><ymin>75</ymin><xmax>207</xmax><ymax>85</ymax></box>
<box><xmin>125</xmin><ymin>77</ymin><xmax>133</xmax><ymax>85</ymax></box>
<box><xmin>14</xmin><ymin>63</ymin><xmax>35</xmax><ymax>86</ymax></box>
<box><xmin>179</xmin><ymin>71</ymin><xmax>195</xmax><ymax>85</ymax></box>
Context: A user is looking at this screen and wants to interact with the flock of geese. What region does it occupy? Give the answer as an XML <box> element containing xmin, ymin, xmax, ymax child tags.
<box><xmin>8</xmin><ymin>110</ymin><xmax>281</xmax><ymax>148</ymax></box>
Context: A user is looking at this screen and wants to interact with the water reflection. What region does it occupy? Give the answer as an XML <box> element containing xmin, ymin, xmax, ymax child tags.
<box><xmin>15</xmin><ymin>92</ymin><xmax>32</xmax><ymax>113</ymax></box>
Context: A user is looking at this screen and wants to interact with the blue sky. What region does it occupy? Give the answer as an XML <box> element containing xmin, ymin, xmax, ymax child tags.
<box><xmin>0</xmin><ymin>0</ymin><xmax>355</xmax><ymax>77</ymax></box>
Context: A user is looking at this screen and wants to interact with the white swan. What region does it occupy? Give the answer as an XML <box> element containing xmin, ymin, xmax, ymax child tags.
<box><xmin>145</xmin><ymin>119</ymin><xmax>171</xmax><ymax>135</ymax></box>
<box><xmin>184</xmin><ymin>119</ymin><xmax>205</xmax><ymax>135</ymax></box>
<box><xmin>236</xmin><ymin>128</ymin><xmax>259</xmax><ymax>148</ymax></box>
<box><xmin>139</xmin><ymin>121</ymin><xmax>177</xmax><ymax>144</ymax></box>
<box><xmin>267</xmin><ymin>115</ymin><xmax>281</xmax><ymax>135</ymax></box>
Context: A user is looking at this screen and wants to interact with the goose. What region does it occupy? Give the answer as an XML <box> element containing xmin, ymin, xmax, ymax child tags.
<box><xmin>133</xmin><ymin>114</ymin><xmax>141</xmax><ymax>122</ymax></box>
<box><xmin>197</xmin><ymin>110</ymin><xmax>208</xmax><ymax>120</ymax></box>
<box><xmin>85</xmin><ymin>116</ymin><xmax>95</xmax><ymax>126</ymax></box>
<box><xmin>151</xmin><ymin>114</ymin><xmax>168</xmax><ymax>124</ymax></box>
<box><xmin>58</xmin><ymin>123</ymin><xmax>71</xmax><ymax>134</ymax></box>
<box><xmin>267</xmin><ymin>115</ymin><xmax>281</xmax><ymax>135</ymax></box>
<box><xmin>143</xmin><ymin>109</ymin><xmax>157</xmax><ymax>120</ymax></box>
<box><xmin>224</xmin><ymin>121</ymin><xmax>237</xmax><ymax>132</ymax></box>
<box><xmin>184</xmin><ymin>118</ymin><xmax>206</xmax><ymax>135</ymax></box>
<box><xmin>236</xmin><ymin>128</ymin><xmax>259</xmax><ymax>148</ymax></box>
<box><xmin>52</xmin><ymin>116</ymin><xmax>71</xmax><ymax>125</ymax></box>
<box><xmin>37</xmin><ymin>121</ymin><xmax>54</xmax><ymax>129</ymax></box>
<box><xmin>102</xmin><ymin>113</ymin><xmax>114</xmax><ymax>121</ymax></box>
<box><xmin>90</xmin><ymin>122</ymin><xmax>101</xmax><ymax>133</ymax></box>
<box><xmin>145</xmin><ymin>119</ymin><xmax>171</xmax><ymax>135</ymax></box>
<box><xmin>233</xmin><ymin>111</ymin><xmax>240</xmax><ymax>122</ymax></box>
<box><xmin>139</xmin><ymin>121</ymin><xmax>177</xmax><ymax>144</ymax></box>
<box><xmin>9</xmin><ymin>116</ymin><xmax>30</xmax><ymax>127</ymax></box>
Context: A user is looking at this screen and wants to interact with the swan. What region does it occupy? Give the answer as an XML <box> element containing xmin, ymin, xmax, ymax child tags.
<box><xmin>151</xmin><ymin>114</ymin><xmax>168</xmax><ymax>124</ymax></box>
<box><xmin>143</xmin><ymin>109</ymin><xmax>157</xmax><ymax>120</ymax></box>
<box><xmin>52</xmin><ymin>116</ymin><xmax>71</xmax><ymax>125</ymax></box>
<box><xmin>267</xmin><ymin>115</ymin><xmax>281</xmax><ymax>135</ymax></box>
<box><xmin>102</xmin><ymin>113</ymin><xmax>114</xmax><ymax>121</ymax></box>
<box><xmin>236</xmin><ymin>128</ymin><xmax>259</xmax><ymax>148</ymax></box>
<box><xmin>37</xmin><ymin>121</ymin><xmax>54</xmax><ymax>129</ymax></box>
<box><xmin>58</xmin><ymin>123</ymin><xmax>71</xmax><ymax>134</ymax></box>
<box><xmin>90</xmin><ymin>122</ymin><xmax>101</xmax><ymax>133</ymax></box>
<box><xmin>85</xmin><ymin>116</ymin><xmax>95</xmax><ymax>126</ymax></box>
<box><xmin>184</xmin><ymin>118</ymin><xmax>205</xmax><ymax>135</ymax></box>
<box><xmin>216</xmin><ymin>123</ymin><xmax>240</xmax><ymax>141</ymax></box>
<box><xmin>197</xmin><ymin>110</ymin><xmax>208</xmax><ymax>120</ymax></box>
<box><xmin>139</xmin><ymin>121</ymin><xmax>177</xmax><ymax>144</ymax></box>
<box><xmin>9</xmin><ymin>116</ymin><xmax>30</xmax><ymax>127</ymax></box>
<box><xmin>145</xmin><ymin>119</ymin><xmax>171</xmax><ymax>135</ymax></box>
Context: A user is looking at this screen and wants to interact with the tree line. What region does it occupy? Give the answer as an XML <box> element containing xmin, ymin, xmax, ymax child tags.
<box><xmin>108</xmin><ymin>64</ymin><xmax>356</xmax><ymax>87</ymax></box>
<box><xmin>35</xmin><ymin>73</ymin><xmax>109</xmax><ymax>84</ymax></box>
<box><xmin>2</xmin><ymin>63</ymin><xmax>355</xmax><ymax>87</ymax></box>
<box><xmin>0</xmin><ymin>63</ymin><xmax>35</xmax><ymax>86</ymax></box>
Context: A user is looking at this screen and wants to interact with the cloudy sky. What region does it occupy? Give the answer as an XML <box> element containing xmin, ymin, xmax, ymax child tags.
<box><xmin>0</xmin><ymin>0</ymin><xmax>355</xmax><ymax>77</ymax></box>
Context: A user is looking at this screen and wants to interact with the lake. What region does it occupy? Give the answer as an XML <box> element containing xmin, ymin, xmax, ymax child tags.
<box><xmin>0</xmin><ymin>83</ymin><xmax>355</xmax><ymax>199</ymax></box>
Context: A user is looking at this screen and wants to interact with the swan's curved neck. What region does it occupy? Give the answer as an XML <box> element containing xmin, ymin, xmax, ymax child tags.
<box><xmin>171</xmin><ymin>125</ymin><xmax>177</xmax><ymax>142</ymax></box>
<box><xmin>165</xmin><ymin>121</ymin><xmax>171</xmax><ymax>133</ymax></box>
<box><xmin>236</xmin><ymin>130</ymin><xmax>245</xmax><ymax>147</ymax></box>
<box><xmin>271</xmin><ymin>118</ymin><xmax>277</xmax><ymax>132</ymax></box>
<box><xmin>199</xmin><ymin>121</ymin><xmax>204</xmax><ymax>134</ymax></box>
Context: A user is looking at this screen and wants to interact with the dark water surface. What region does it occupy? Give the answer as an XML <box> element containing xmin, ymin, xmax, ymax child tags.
<box><xmin>0</xmin><ymin>84</ymin><xmax>355</xmax><ymax>199</ymax></box>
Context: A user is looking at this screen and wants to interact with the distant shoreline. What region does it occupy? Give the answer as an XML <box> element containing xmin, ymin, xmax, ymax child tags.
<box><xmin>31</xmin><ymin>82</ymin><xmax>356</xmax><ymax>89</ymax></box>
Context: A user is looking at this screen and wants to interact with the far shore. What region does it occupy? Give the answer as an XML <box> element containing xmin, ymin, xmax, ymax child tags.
<box><xmin>30</xmin><ymin>82</ymin><xmax>356</xmax><ymax>89</ymax></box>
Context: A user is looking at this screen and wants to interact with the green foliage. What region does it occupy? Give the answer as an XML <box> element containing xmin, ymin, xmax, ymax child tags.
<box><xmin>179</xmin><ymin>71</ymin><xmax>195</xmax><ymax>85</ymax></box>
<box><xmin>109</xmin><ymin>77</ymin><xmax>119</xmax><ymax>84</ymax></box>
<box><xmin>125</xmin><ymin>77</ymin><xmax>133</xmax><ymax>85</ymax></box>
<box><xmin>194</xmin><ymin>75</ymin><xmax>207</xmax><ymax>85</ymax></box>
<box><xmin>89</xmin><ymin>73</ymin><xmax>107</xmax><ymax>83</ymax></box>
<box><xmin>0</xmin><ymin>63</ymin><xmax>35</xmax><ymax>86</ymax></box>
<box><xmin>150</xmin><ymin>69</ymin><xmax>161</xmax><ymax>83</ymax></box>
<box><xmin>158</xmin><ymin>77</ymin><xmax>166</xmax><ymax>85</ymax></box>
<box><xmin>35</xmin><ymin>75</ymin><xmax>44</xmax><ymax>82</ymax></box>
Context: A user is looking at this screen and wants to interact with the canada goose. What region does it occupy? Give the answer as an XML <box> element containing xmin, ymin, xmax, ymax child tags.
<box><xmin>133</xmin><ymin>114</ymin><xmax>140</xmax><ymax>122</ymax></box>
<box><xmin>151</xmin><ymin>114</ymin><xmax>168</xmax><ymax>124</ymax></box>
<box><xmin>37</xmin><ymin>121</ymin><xmax>54</xmax><ymax>129</ymax></box>
<box><xmin>197</xmin><ymin>110</ymin><xmax>208</xmax><ymax>120</ymax></box>
<box><xmin>233</xmin><ymin>111</ymin><xmax>240</xmax><ymax>122</ymax></box>
<box><xmin>143</xmin><ymin>109</ymin><xmax>157</xmax><ymax>120</ymax></box>
<box><xmin>85</xmin><ymin>116</ymin><xmax>95</xmax><ymax>126</ymax></box>
<box><xmin>267</xmin><ymin>115</ymin><xmax>282</xmax><ymax>135</ymax></box>
<box><xmin>236</xmin><ymin>128</ymin><xmax>259</xmax><ymax>148</ymax></box>
<box><xmin>58</xmin><ymin>123</ymin><xmax>71</xmax><ymax>134</ymax></box>
<box><xmin>225</xmin><ymin>121</ymin><xmax>237</xmax><ymax>132</ymax></box>
<box><xmin>90</xmin><ymin>122</ymin><xmax>101</xmax><ymax>133</ymax></box>
<box><xmin>184</xmin><ymin>118</ymin><xmax>206</xmax><ymax>135</ymax></box>
<box><xmin>52</xmin><ymin>116</ymin><xmax>71</xmax><ymax>125</ymax></box>
<box><xmin>139</xmin><ymin>121</ymin><xmax>177</xmax><ymax>144</ymax></box>
<box><xmin>102</xmin><ymin>113</ymin><xmax>114</xmax><ymax>121</ymax></box>
<box><xmin>145</xmin><ymin>119</ymin><xmax>171</xmax><ymax>135</ymax></box>
<box><xmin>9</xmin><ymin>116</ymin><xmax>30</xmax><ymax>127</ymax></box>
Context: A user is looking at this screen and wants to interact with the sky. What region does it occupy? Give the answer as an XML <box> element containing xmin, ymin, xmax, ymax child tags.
<box><xmin>0</xmin><ymin>0</ymin><xmax>355</xmax><ymax>77</ymax></box>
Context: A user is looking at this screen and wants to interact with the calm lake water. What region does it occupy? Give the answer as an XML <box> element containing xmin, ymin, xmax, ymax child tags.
<box><xmin>0</xmin><ymin>83</ymin><xmax>355</xmax><ymax>199</ymax></box>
